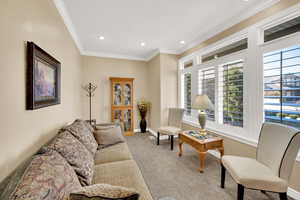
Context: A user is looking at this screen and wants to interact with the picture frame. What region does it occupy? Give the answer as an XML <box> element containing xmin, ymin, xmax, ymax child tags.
<box><xmin>26</xmin><ymin>42</ymin><xmax>61</xmax><ymax>110</ymax></box>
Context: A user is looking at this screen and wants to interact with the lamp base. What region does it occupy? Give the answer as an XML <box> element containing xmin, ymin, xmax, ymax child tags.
<box><xmin>198</xmin><ymin>111</ymin><xmax>207</xmax><ymax>136</ymax></box>
<box><xmin>199</xmin><ymin>129</ymin><xmax>207</xmax><ymax>136</ymax></box>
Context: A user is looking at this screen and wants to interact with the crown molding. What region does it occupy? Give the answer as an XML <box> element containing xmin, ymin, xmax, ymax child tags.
<box><xmin>144</xmin><ymin>49</ymin><xmax>160</xmax><ymax>61</ymax></box>
<box><xmin>54</xmin><ymin>0</ymin><xmax>279</xmax><ymax>61</ymax></box>
<box><xmin>53</xmin><ymin>0</ymin><xmax>84</xmax><ymax>53</ymax></box>
<box><xmin>178</xmin><ymin>0</ymin><xmax>280</xmax><ymax>55</ymax></box>
<box><xmin>82</xmin><ymin>51</ymin><xmax>148</xmax><ymax>61</ymax></box>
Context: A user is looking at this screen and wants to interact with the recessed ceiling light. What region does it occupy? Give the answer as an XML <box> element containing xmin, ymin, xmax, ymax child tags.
<box><xmin>98</xmin><ymin>36</ymin><xmax>105</xmax><ymax>40</ymax></box>
<box><xmin>140</xmin><ymin>42</ymin><xmax>146</xmax><ymax>47</ymax></box>
<box><xmin>243</xmin><ymin>0</ymin><xmax>249</xmax><ymax>2</ymax></box>
<box><xmin>180</xmin><ymin>40</ymin><xmax>185</xmax><ymax>44</ymax></box>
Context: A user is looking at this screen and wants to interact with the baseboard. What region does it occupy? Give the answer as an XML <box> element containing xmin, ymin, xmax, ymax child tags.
<box><xmin>288</xmin><ymin>188</ymin><xmax>300</xmax><ymax>200</ymax></box>
<box><xmin>207</xmin><ymin>150</ymin><xmax>300</xmax><ymax>199</ymax></box>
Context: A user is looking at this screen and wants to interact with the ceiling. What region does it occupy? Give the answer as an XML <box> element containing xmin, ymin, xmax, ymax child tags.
<box><xmin>55</xmin><ymin>0</ymin><xmax>278</xmax><ymax>61</ymax></box>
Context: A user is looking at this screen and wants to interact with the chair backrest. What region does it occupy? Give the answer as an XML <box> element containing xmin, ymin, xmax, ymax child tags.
<box><xmin>168</xmin><ymin>108</ymin><xmax>185</xmax><ymax>128</ymax></box>
<box><xmin>257</xmin><ymin>122</ymin><xmax>300</xmax><ymax>181</ymax></box>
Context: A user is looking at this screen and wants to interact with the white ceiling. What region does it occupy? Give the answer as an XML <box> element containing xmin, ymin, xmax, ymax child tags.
<box><xmin>55</xmin><ymin>0</ymin><xmax>278</xmax><ymax>61</ymax></box>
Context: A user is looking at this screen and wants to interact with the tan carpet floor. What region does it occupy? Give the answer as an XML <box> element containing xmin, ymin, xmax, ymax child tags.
<box><xmin>126</xmin><ymin>132</ymin><xmax>293</xmax><ymax>200</ymax></box>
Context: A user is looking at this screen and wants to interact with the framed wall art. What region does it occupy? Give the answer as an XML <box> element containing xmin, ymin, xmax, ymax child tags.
<box><xmin>26</xmin><ymin>42</ymin><xmax>61</xmax><ymax>110</ymax></box>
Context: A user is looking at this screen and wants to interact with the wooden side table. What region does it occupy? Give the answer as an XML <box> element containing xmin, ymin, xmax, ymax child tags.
<box><xmin>178</xmin><ymin>131</ymin><xmax>224</xmax><ymax>173</ymax></box>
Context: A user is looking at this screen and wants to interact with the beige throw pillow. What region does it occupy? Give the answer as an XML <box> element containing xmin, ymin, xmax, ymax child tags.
<box><xmin>93</xmin><ymin>125</ymin><xmax>125</xmax><ymax>148</ymax></box>
<box><xmin>70</xmin><ymin>184</ymin><xmax>139</xmax><ymax>200</ymax></box>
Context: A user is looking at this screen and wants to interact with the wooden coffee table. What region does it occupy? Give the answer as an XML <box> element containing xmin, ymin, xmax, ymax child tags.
<box><xmin>178</xmin><ymin>130</ymin><xmax>224</xmax><ymax>173</ymax></box>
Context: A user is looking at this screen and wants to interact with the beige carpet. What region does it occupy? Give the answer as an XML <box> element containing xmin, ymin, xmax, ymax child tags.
<box><xmin>126</xmin><ymin>132</ymin><xmax>293</xmax><ymax>200</ymax></box>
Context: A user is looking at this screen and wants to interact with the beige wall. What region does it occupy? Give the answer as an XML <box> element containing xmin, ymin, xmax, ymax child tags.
<box><xmin>182</xmin><ymin>123</ymin><xmax>300</xmax><ymax>193</ymax></box>
<box><xmin>180</xmin><ymin>0</ymin><xmax>300</xmax><ymax>58</ymax></box>
<box><xmin>81</xmin><ymin>56</ymin><xmax>149</xmax><ymax>129</ymax></box>
<box><xmin>0</xmin><ymin>0</ymin><xmax>82</xmax><ymax>182</ymax></box>
<box><xmin>146</xmin><ymin>55</ymin><xmax>161</xmax><ymax>131</ymax></box>
<box><xmin>160</xmin><ymin>54</ymin><xmax>178</xmax><ymax>126</ymax></box>
<box><xmin>146</xmin><ymin>53</ymin><xmax>178</xmax><ymax>131</ymax></box>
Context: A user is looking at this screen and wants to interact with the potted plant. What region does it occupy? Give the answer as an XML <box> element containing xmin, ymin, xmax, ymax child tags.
<box><xmin>137</xmin><ymin>99</ymin><xmax>151</xmax><ymax>133</ymax></box>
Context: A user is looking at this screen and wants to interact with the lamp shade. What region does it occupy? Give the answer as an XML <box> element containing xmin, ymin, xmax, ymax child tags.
<box><xmin>192</xmin><ymin>95</ymin><xmax>214</xmax><ymax>111</ymax></box>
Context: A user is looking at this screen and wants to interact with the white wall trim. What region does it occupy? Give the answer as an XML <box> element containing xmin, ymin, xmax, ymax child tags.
<box><xmin>54</xmin><ymin>0</ymin><xmax>280</xmax><ymax>62</ymax></box>
<box><xmin>177</xmin><ymin>0</ymin><xmax>280</xmax><ymax>54</ymax></box>
<box><xmin>82</xmin><ymin>50</ymin><xmax>147</xmax><ymax>61</ymax></box>
<box><xmin>288</xmin><ymin>188</ymin><xmax>300</xmax><ymax>200</ymax></box>
<box><xmin>144</xmin><ymin>49</ymin><xmax>160</xmax><ymax>61</ymax></box>
<box><xmin>53</xmin><ymin>0</ymin><xmax>84</xmax><ymax>54</ymax></box>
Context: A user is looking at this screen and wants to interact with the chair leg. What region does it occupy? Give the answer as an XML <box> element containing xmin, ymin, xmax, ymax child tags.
<box><xmin>237</xmin><ymin>184</ymin><xmax>244</xmax><ymax>200</ymax></box>
<box><xmin>221</xmin><ymin>164</ymin><xmax>226</xmax><ymax>189</ymax></box>
<box><xmin>170</xmin><ymin>135</ymin><xmax>174</xmax><ymax>150</ymax></box>
<box><xmin>279</xmin><ymin>193</ymin><xmax>287</xmax><ymax>200</ymax></box>
<box><xmin>157</xmin><ymin>132</ymin><xmax>160</xmax><ymax>145</ymax></box>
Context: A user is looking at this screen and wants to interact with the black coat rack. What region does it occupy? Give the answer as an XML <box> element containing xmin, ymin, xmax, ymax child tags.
<box><xmin>82</xmin><ymin>83</ymin><xmax>97</xmax><ymax>124</ymax></box>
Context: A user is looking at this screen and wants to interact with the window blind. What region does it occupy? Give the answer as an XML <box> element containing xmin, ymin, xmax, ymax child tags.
<box><xmin>219</xmin><ymin>61</ymin><xmax>244</xmax><ymax>127</ymax></box>
<box><xmin>184</xmin><ymin>73</ymin><xmax>192</xmax><ymax>115</ymax></box>
<box><xmin>264</xmin><ymin>45</ymin><xmax>300</xmax><ymax>129</ymax></box>
<box><xmin>198</xmin><ymin>67</ymin><xmax>215</xmax><ymax>121</ymax></box>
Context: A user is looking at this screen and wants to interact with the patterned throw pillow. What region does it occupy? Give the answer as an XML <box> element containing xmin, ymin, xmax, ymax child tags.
<box><xmin>48</xmin><ymin>131</ymin><xmax>94</xmax><ymax>186</ymax></box>
<box><xmin>63</xmin><ymin>120</ymin><xmax>98</xmax><ymax>156</ymax></box>
<box><xmin>10</xmin><ymin>150</ymin><xmax>81</xmax><ymax>200</ymax></box>
<box><xmin>70</xmin><ymin>184</ymin><xmax>139</xmax><ymax>200</ymax></box>
<box><xmin>75</xmin><ymin>119</ymin><xmax>95</xmax><ymax>133</ymax></box>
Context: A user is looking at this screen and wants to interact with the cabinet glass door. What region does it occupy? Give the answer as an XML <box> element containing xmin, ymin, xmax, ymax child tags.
<box><xmin>113</xmin><ymin>83</ymin><xmax>122</xmax><ymax>106</ymax></box>
<box><xmin>123</xmin><ymin>83</ymin><xmax>132</xmax><ymax>106</ymax></box>
<box><xmin>123</xmin><ymin>109</ymin><xmax>132</xmax><ymax>132</ymax></box>
<box><xmin>113</xmin><ymin>109</ymin><xmax>122</xmax><ymax>123</ymax></box>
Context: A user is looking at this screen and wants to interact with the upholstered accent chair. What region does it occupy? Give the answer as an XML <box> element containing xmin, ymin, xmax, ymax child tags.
<box><xmin>157</xmin><ymin>108</ymin><xmax>185</xmax><ymax>150</ymax></box>
<box><xmin>221</xmin><ymin>122</ymin><xmax>300</xmax><ymax>200</ymax></box>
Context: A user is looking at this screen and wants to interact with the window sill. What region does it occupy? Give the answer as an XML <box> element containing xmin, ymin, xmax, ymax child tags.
<box><xmin>182</xmin><ymin>119</ymin><xmax>300</xmax><ymax>161</ymax></box>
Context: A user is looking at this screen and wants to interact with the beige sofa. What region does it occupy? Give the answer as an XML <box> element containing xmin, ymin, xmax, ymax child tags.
<box><xmin>0</xmin><ymin>120</ymin><xmax>153</xmax><ymax>200</ymax></box>
<box><xmin>93</xmin><ymin>142</ymin><xmax>153</xmax><ymax>200</ymax></box>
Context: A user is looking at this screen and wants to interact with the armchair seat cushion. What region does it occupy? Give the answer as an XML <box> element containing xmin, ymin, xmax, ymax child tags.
<box><xmin>158</xmin><ymin>126</ymin><xmax>181</xmax><ymax>136</ymax></box>
<box><xmin>222</xmin><ymin>155</ymin><xmax>287</xmax><ymax>192</ymax></box>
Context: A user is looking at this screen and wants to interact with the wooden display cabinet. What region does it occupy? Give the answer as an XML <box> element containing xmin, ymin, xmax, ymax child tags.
<box><xmin>110</xmin><ymin>77</ymin><xmax>134</xmax><ymax>136</ymax></box>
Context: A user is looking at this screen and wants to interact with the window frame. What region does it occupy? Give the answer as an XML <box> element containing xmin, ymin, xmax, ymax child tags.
<box><xmin>178</xmin><ymin>3</ymin><xmax>300</xmax><ymax>161</ymax></box>
<box><xmin>261</xmin><ymin>30</ymin><xmax>300</xmax><ymax>128</ymax></box>
<box><xmin>180</xmin><ymin>50</ymin><xmax>247</xmax><ymax>136</ymax></box>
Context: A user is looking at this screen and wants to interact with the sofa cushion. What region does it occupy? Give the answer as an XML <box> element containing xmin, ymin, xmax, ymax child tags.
<box><xmin>94</xmin><ymin>143</ymin><xmax>132</xmax><ymax>165</ymax></box>
<box><xmin>75</xmin><ymin>119</ymin><xmax>94</xmax><ymax>133</ymax></box>
<box><xmin>70</xmin><ymin>184</ymin><xmax>139</xmax><ymax>200</ymax></box>
<box><xmin>93</xmin><ymin>160</ymin><xmax>153</xmax><ymax>200</ymax></box>
<box><xmin>63</xmin><ymin>120</ymin><xmax>98</xmax><ymax>156</ymax></box>
<box><xmin>10</xmin><ymin>150</ymin><xmax>81</xmax><ymax>200</ymax></box>
<box><xmin>48</xmin><ymin>131</ymin><xmax>94</xmax><ymax>186</ymax></box>
<box><xmin>93</xmin><ymin>125</ymin><xmax>125</xmax><ymax>148</ymax></box>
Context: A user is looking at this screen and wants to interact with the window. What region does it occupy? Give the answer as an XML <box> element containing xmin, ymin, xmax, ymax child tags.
<box><xmin>219</xmin><ymin>61</ymin><xmax>244</xmax><ymax>127</ymax></box>
<box><xmin>264</xmin><ymin>45</ymin><xmax>300</xmax><ymax>130</ymax></box>
<box><xmin>184</xmin><ymin>60</ymin><xmax>193</xmax><ymax>68</ymax></box>
<box><xmin>264</xmin><ymin>16</ymin><xmax>300</xmax><ymax>43</ymax></box>
<box><xmin>183</xmin><ymin>73</ymin><xmax>192</xmax><ymax>115</ymax></box>
<box><xmin>198</xmin><ymin>67</ymin><xmax>215</xmax><ymax>120</ymax></box>
<box><xmin>202</xmin><ymin>39</ymin><xmax>247</xmax><ymax>63</ymax></box>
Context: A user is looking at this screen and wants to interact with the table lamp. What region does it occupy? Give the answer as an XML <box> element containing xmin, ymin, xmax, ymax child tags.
<box><xmin>192</xmin><ymin>95</ymin><xmax>214</xmax><ymax>135</ymax></box>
